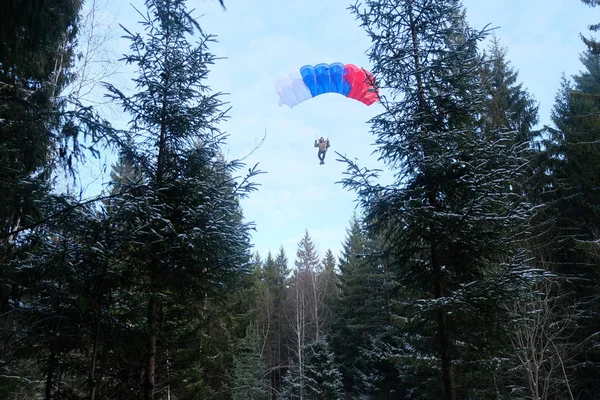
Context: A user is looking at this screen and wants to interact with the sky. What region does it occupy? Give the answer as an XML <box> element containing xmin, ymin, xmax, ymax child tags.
<box><xmin>74</xmin><ymin>0</ymin><xmax>599</xmax><ymax>265</ymax></box>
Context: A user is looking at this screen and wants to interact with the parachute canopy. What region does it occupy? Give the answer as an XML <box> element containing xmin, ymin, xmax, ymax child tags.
<box><xmin>275</xmin><ymin>63</ymin><xmax>379</xmax><ymax>108</ymax></box>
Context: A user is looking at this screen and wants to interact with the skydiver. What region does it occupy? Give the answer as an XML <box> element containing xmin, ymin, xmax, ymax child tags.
<box><xmin>314</xmin><ymin>136</ymin><xmax>330</xmax><ymax>165</ymax></box>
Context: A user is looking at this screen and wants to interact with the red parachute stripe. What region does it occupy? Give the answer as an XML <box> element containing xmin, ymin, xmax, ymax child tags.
<box><xmin>343</xmin><ymin>64</ymin><xmax>379</xmax><ymax>106</ymax></box>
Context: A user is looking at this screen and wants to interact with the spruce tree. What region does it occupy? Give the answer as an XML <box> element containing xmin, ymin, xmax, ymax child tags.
<box><xmin>330</xmin><ymin>216</ymin><xmax>396</xmax><ymax>397</ymax></box>
<box><xmin>102</xmin><ymin>0</ymin><xmax>258</xmax><ymax>397</ymax></box>
<box><xmin>271</xmin><ymin>246</ymin><xmax>291</xmax><ymax>395</ymax></box>
<box><xmin>580</xmin><ymin>0</ymin><xmax>600</xmax><ymax>52</ymax></box>
<box><xmin>343</xmin><ymin>1</ymin><xmax>534</xmax><ymax>398</ymax></box>
<box><xmin>479</xmin><ymin>37</ymin><xmax>539</xmax><ymax>145</ymax></box>
<box><xmin>537</xmin><ymin>49</ymin><xmax>600</xmax><ymax>398</ymax></box>
<box><xmin>0</xmin><ymin>0</ymin><xmax>90</xmax><ymax>395</ymax></box>
<box><xmin>229</xmin><ymin>327</ymin><xmax>269</xmax><ymax>400</ymax></box>
<box><xmin>0</xmin><ymin>0</ymin><xmax>82</xmax><ymax>284</ymax></box>
<box><xmin>320</xmin><ymin>249</ymin><xmax>339</xmax><ymax>335</ymax></box>
<box><xmin>278</xmin><ymin>360</ymin><xmax>304</xmax><ymax>400</ymax></box>
<box><xmin>294</xmin><ymin>230</ymin><xmax>322</xmax><ymax>340</ymax></box>
<box><xmin>276</xmin><ymin>246</ymin><xmax>291</xmax><ymax>281</ymax></box>
<box><xmin>280</xmin><ymin>339</ymin><xmax>344</xmax><ymax>400</ymax></box>
<box><xmin>295</xmin><ymin>230</ymin><xmax>320</xmax><ymax>272</ymax></box>
<box><xmin>303</xmin><ymin>338</ymin><xmax>344</xmax><ymax>400</ymax></box>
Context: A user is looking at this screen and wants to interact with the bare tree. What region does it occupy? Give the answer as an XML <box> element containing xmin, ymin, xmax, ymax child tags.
<box><xmin>284</xmin><ymin>269</ymin><xmax>308</xmax><ymax>399</ymax></box>
<box><xmin>511</xmin><ymin>277</ymin><xmax>576</xmax><ymax>400</ymax></box>
<box><xmin>66</xmin><ymin>0</ymin><xmax>121</xmax><ymax>107</ymax></box>
<box><xmin>52</xmin><ymin>0</ymin><xmax>122</xmax><ymax>195</ymax></box>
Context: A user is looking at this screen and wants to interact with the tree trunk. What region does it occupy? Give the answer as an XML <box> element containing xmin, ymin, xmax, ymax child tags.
<box><xmin>406</xmin><ymin>0</ymin><xmax>456</xmax><ymax>397</ymax></box>
<box><xmin>430</xmin><ymin>186</ymin><xmax>455</xmax><ymax>400</ymax></box>
<box><xmin>433</xmin><ymin>245</ymin><xmax>455</xmax><ymax>400</ymax></box>
<box><xmin>45</xmin><ymin>345</ymin><xmax>56</xmax><ymax>400</ymax></box>
<box><xmin>145</xmin><ymin>296</ymin><xmax>158</xmax><ymax>400</ymax></box>
<box><xmin>89</xmin><ymin>318</ymin><xmax>101</xmax><ymax>400</ymax></box>
<box><xmin>310</xmin><ymin>268</ymin><xmax>320</xmax><ymax>340</ymax></box>
<box><xmin>294</xmin><ymin>272</ymin><xmax>305</xmax><ymax>400</ymax></box>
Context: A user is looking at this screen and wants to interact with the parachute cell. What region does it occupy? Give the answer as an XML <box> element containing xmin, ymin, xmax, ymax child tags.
<box><xmin>276</xmin><ymin>70</ymin><xmax>312</xmax><ymax>108</ymax></box>
<box><xmin>275</xmin><ymin>63</ymin><xmax>379</xmax><ymax>108</ymax></box>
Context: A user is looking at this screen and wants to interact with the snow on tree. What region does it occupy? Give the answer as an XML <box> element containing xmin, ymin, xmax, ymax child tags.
<box><xmin>341</xmin><ymin>0</ymin><xmax>537</xmax><ymax>398</ymax></box>
<box><xmin>229</xmin><ymin>326</ymin><xmax>269</xmax><ymax>400</ymax></box>
<box><xmin>279</xmin><ymin>338</ymin><xmax>344</xmax><ymax>400</ymax></box>
<box><xmin>100</xmin><ymin>0</ymin><xmax>260</xmax><ymax>397</ymax></box>
<box><xmin>303</xmin><ymin>338</ymin><xmax>344</xmax><ymax>400</ymax></box>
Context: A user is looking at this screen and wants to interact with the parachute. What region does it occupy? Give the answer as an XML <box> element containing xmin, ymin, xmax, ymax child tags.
<box><xmin>275</xmin><ymin>63</ymin><xmax>379</xmax><ymax>108</ymax></box>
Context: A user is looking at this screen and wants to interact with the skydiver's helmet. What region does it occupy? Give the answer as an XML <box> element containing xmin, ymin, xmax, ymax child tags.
<box><xmin>319</xmin><ymin>137</ymin><xmax>325</xmax><ymax>142</ymax></box>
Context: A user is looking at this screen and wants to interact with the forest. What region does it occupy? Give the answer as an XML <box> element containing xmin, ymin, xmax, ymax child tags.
<box><xmin>2</xmin><ymin>0</ymin><xmax>600</xmax><ymax>399</ymax></box>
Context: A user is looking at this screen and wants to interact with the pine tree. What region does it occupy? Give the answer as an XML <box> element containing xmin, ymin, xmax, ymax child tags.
<box><xmin>330</xmin><ymin>216</ymin><xmax>397</xmax><ymax>397</ymax></box>
<box><xmin>294</xmin><ymin>230</ymin><xmax>322</xmax><ymax>340</ymax></box>
<box><xmin>479</xmin><ymin>37</ymin><xmax>539</xmax><ymax>145</ymax></box>
<box><xmin>536</xmin><ymin>49</ymin><xmax>600</xmax><ymax>398</ymax></box>
<box><xmin>580</xmin><ymin>0</ymin><xmax>600</xmax><ymax>52</ymax></box>
<box><xmin>101</xmin><ymin>0</ymin><xmax>259</xmax><ymax>397</ymax></box>
<box><xmin>0</xmin><ymin>1</ymin><xmax>91</xmax><ymax>396</ymax></box>
<box><xmin>320</xmin><ymin>249</ymin><xmax>339</xmax><ymax>335</ymax></box>
<box><xmin>0</xmin><ymin>0</ymin><xmax>83</xmax><ymax>283</ymax></box>
<box><xmin>295</xmin><ymin>230</ymin><xmax>320</xmax><ymax>272</ymax></box>
<box><xmin>278</xmin><ymin>360</ymin><xmax>304</xmax><ymax>400</ymax></box>
<box><xmin>343</xmin><ymin>1</ymin><xmax>535</xmax><ymax>398</ymax></box>
<box><xmin>276</xmin><ymin>246</ymin><xmax>291</xmax><ymax>281</ymax></box>
<box><xmin>255</xmin><ymin>250</ymin><xmax>276</xmax><ymax>391</ymax></box>
<box><xmin>271</xmin><ymin>246</ymin><xmax>291</xmax><ymax>395</ymax></box>
<box><xmin>321</xmin><ymin>249</ymin><xmax>338</xmax><ymax>299</ymax></box>
<box><xmin>229</xmin><ymin>327</ymin><xmax>269</xmax><ymax>400</ymax></box>
<box><xmin>303</xmin><ymin>338</ymin><xmax>344</xmax><ymax>400</ymax></box>
<box><xmin>279</xmin><ymin>339</ymin><xmax>344</xmax><ymax>400</ymax></box>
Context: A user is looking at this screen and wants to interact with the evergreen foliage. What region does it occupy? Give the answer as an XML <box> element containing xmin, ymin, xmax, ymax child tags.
<box><xmin>330</xmin><ymin>216</ymin><xmax>397</xmax><ymax>397</ymax></box>
<box><xmin>303</xmin><ymin>338</ymin><xmax>344</xmax><ymax>400</ymax></box>
<box><xmin>295</xmin><ymin>230</ymin><xmax>320</xmax><ymax>272</ymax></box>
<box><xmin>479</xmin><ymin>37</ymin><xmax>539</xmax><ymax>145</ymax></box>
<box><xmin>279</xmin><ymin>338</ymin><xmax>343</xmax><ymax>400</ymax></box>
<box><xmin>5</xmin><ymin>0</ymin><xmax>600</xmax><ymax>399</ymax></box>
<box><xmin>536</xmin><ymin>48</ymin><xmax>600</xmax><ymax>398</ymax></box>
<box><xmin>341</xmin><ymin>1</ymin><xmax>536</xmax><ymax>397</ymax></box>
<box><xmin>97</xmin><ymin>0</ymin><xmax>259</xmax><ymax>397</ymax></box>
<box><xmin>229</xmin><ymin>327</ymin><xmax>269</xmax><ymax>400</ymax></box>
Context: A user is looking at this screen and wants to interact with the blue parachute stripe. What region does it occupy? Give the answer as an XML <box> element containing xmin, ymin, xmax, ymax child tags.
<box><xmin>328</xmin><ymin>62</ymin><xmax>346</xmax><ymax>95</ymax></box>
<box><xmin>300</xmin><ymin>65</ymin><xmax>318</xmax><ymax>97</ymax></box>
<box><xmin>314</xmin><ymin>63</ymin><xmax>331</xmax><ymax>96</ymax></box>
<box><xmin>298</xmin><ymin>63</ymin><xmax>354</xmax><ymax>98</ymax></box>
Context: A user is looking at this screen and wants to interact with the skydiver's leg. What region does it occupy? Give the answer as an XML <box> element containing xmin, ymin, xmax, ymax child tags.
<box><xmin>318</xmin><ymin>150</ymin><xmax>325</xmax><ymax>164</ymax></box>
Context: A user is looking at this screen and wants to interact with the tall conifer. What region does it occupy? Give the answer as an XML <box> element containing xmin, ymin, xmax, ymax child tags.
<box><xmin>343</xmin><ymin>1</ymin><xmax>534</xmax><ymax>397</ymax></box>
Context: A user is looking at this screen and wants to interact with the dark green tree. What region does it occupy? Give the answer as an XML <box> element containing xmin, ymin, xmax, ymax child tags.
<box><xmin>330</xmin><ymin>216</ymin><xmax>396</xmax><ymax>397</ymax></box>
<box><xmin>101</xmin><ymin>0</ymin><xmax>259</xmax><ymax>397</ymax></box>
<box><xmin>278</xmin><ymin>360</ymin><xmax>304</xmax><ymax>400</ymax></box>
<box><xmin>320</xmin><ymin>249</ymin><xmax>339</xmax><ymax>335</ymax></box>
<box><xmin>257</xmin><ymin>248</ymin><xmax>293</xmax><ymax>398</ymax></box>
<box><xmin>303</xmin><ymin>338</ymin><xmax>344</xmax><ymax>400</ymax></box>
<box><xmin>536</xmin><ymin>49</ymin><xmax>600</xmax><ymax>397</ymax></box>
<box><xmin>270</xmin><ymin>246</ymin><xmax>291</xmax><ymax>396</ymax></box>
<box><xmin>295</xmin><ymin>230</ymin><xmax>320</xmax><ymax>272</ymax></box>
<box><xmin>0</xmin><ymin>0</ymin><xmax>89</xmax><ymax>396</ymax></box>
<box><xmin>479</xmin><ymin>37</ymin><xmax>539</xmax><ymax>145</ymax></box>
<box><xmin>342</xmin><ymin>1</ymin><xmax>535</xmax><ymax>398</ymax></box>
<box><xmin>229</xmin><ymin>326</ymin><xmax>269</xmax><ymax>400</ymax></box>
<box><xmin>580</xmin><ymin>0</ymin><xmax>600</xmax><ymax>52</ymax></box>
<box><xmin>275</xmin><ymin>246</ymin><xmax>291</xmax><ymax>281</ymax></box>
<box><xmin>279</xmin><ymin>338</ymin><xmax>343</xmax><ymax>400</ymax></box>
<box><xmin>0</xmin><ymin>0</ymin><xmax>82</xmax><ymax>279</ymax></box>
<box><xmin>294</xmin><ymin>230</ymin><xmax>322</xmax><ymax>340</ymax></box>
